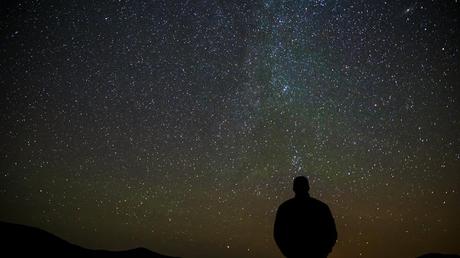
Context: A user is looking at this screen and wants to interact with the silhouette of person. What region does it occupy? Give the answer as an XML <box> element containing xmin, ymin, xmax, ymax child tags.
<box><xmin>274</xmin><ymin>176</ymin><xmax>337</xmax><ymax>258</ymax></box>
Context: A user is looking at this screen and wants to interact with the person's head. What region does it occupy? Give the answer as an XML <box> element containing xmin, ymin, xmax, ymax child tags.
<box><xmin>293</xmin><ymin>176</ymin><xmax>310</xmax><ymax>196</ymax></box>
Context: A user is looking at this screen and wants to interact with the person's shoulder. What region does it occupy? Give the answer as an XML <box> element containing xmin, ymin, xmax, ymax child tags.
<box><xmin>278</xmin><ymin>198</ymin><xmax>296</xmax><ymax>209</ymax></box>
<box><xmin>309</xmin><ymin>197</ymin><xmax>331</xmax><ymax>209</ymax></box>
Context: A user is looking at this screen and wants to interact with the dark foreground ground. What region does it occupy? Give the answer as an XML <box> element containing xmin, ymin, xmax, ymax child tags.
<box><xmin>0</xmin><ymin>221</ymin><xmax>179</xmax><ymax>258</ymax></box>
<box><xmin>0</xmin><ymin>221</ymin><xmax>458</xmax><ymax>258</ymax></box>
<box><xmin>417</xmin><ymin>254</ymin><xmax>460</xmax><ymax>258</ymax></box>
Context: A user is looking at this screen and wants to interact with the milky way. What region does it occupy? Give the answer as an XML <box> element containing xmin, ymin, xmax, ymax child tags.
<box><xmin>1</xmin><ymin>1</ymin><xmax>459</xmax><ymax>258</ymax></box>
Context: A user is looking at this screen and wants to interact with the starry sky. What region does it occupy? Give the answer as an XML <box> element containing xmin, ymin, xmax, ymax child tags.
<box><xmin>1</xmin><ymin>1</ymin><xmax>459</xmax><ymax>258</ymax></box>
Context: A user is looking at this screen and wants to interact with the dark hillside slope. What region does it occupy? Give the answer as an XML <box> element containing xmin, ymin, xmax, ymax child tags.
<box><xmin>0</xmin><ymin>221</ymin><xmax>179</xmax><ymax>258</ymax></box>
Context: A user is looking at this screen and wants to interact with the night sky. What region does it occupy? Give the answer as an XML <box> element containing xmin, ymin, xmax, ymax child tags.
<box><xmin>1</xmin><ymin>1</ymin><xmax>459</xmax><ymax>258</ymax></box>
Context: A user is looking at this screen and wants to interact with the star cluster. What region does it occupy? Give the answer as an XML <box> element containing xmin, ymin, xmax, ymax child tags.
<box><xmin>1</xmin><ymin>1</ymin><xmax>459</xmax><ymax>258</ymax></box>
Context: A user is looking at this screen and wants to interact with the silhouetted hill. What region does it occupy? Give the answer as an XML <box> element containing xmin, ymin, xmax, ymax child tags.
<box><xmin>417</xmin><ymin>254</ymin><xmax>460</xmax><ymax>258</ymax></box>
<box><xmin>0</xmin><ymin>221</ymin><xmax>179</xmax><ymax>258</ymax></box>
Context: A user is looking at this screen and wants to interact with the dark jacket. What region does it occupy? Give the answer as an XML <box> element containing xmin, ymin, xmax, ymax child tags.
<box><xmin>274</xmin><ymin>195</ymin><xmax>337</xmax><ymax>258</ymax></box>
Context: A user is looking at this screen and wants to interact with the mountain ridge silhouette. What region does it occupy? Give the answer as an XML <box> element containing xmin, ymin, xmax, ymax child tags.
<box><xmin>0</xmin><ymin>221</ymin><xmax>179</xmax><ymax>258</ymax></box>
<box><xmin>417</xmin><ymin>254</ymin><xmax>460</xmax><ymax>258</ymax></box>
<box><xmin>0</xmin><ymin>221</ymin><xmax>458</xmax><ymax>258</ymax></box>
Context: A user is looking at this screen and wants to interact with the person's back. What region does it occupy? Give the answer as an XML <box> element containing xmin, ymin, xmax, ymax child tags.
<box><xmin>274</xmin><ymin>176</ymin><xmax>337</xmax><ymax>258</ymax></box>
